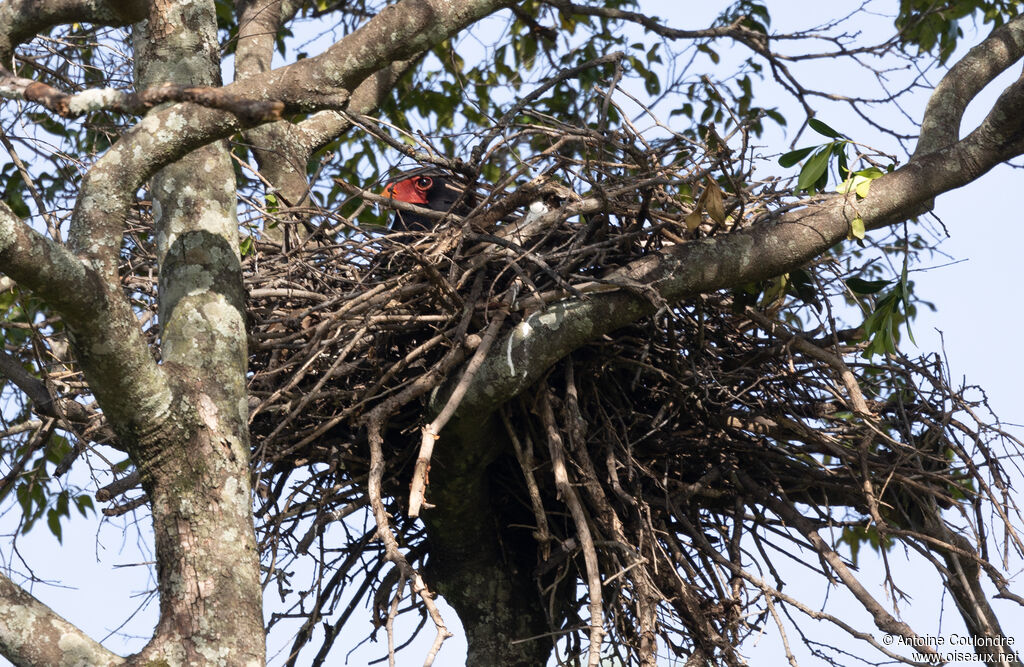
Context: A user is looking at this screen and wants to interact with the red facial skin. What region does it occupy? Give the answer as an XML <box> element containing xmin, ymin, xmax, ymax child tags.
<box><xmin>383</xmin><ymin>176</ymin><xmax>433</xmax><ymax>204</ymax></box>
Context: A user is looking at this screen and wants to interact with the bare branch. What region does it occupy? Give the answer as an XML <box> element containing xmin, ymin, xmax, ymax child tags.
<box><xmin>0</xmin><ymin>0</ymin><xmax>147</xmax><ymax>62</ymax></box>
<box><xmin>0</xmin><ymin>571</ymin><xmax>123</xmax><ymax>666</ymax></box>
<box><xmin>0</xmin><ymin>74</ymin><xmax>286</xmax><ymax>122</ymax></box>
<box><xmin>914</xmin><ymin>14</ymin><xmax>1024</xmax><ymax>158</ymax></box>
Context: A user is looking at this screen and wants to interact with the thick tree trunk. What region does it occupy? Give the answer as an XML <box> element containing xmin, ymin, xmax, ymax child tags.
<box><xmin>128</xmin><ymin>0</ymin><xmax>265</xmax><ymax>662</ymax></box>
<box><xmin>421</xmin><ymin>417</ymin><xmax>554</xmax><ymax>667</ymax></box>
<box><xmin>133</xmin><ymin>394</ymin><xmax>264</xmax><ymax>665</ymax></box>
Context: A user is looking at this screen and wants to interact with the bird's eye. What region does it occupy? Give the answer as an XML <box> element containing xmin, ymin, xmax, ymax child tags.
<box><xmin>415</xmin><ymin>176</ymin><xmax>433</xmax><ymax>190</ymax></box>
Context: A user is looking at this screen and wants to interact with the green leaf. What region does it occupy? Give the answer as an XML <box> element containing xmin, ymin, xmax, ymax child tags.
<box><xmin>796</xmin><ymin>147</ymin><xmax>831</xmax><ymax>192</ymax></box>
<box><xmin>47</xmin><ymin>509</ymin><xmax>63</xmax><ymax>543</ymax></box>
<box><xmin>849</xmin><ymin>217</ymin><xmax>865</xmax><ymax>240</ymax></box>
<box><xmin>760</xmin><ymin>274</ymin><xmax>788</xmax><ymax>307</ymax></box>
<box><xmin>788</xmin><ymin>268</ymin><xmax>821</xmax><ymax>309</ymax></box>
<box><xmin>838</xmin><ymin>167</ymin><xmax>884</xmax><ymax>197</ymax></box>
<box><xmin>833</xmin><ymin>143</ymin><xmax>850</xmax><ymax>179</ymax></box>
<box><xmin>836</xmin><ymin>175</ymin><xmax>868</xmax><ymax>197</ymax></box>
<box><xmin>808</xmin><ymin>117</ymin><xmax>842</xmax><ymax>139</ymax></box>
<box><xmin>56</xmin><ymin>490</ymin><xmax>69</xmax><ymax>516</ymax></box>
<box><xmin>854</xmin><ymin>176</ymin><xmax>873</xmax><ymax>198</ymax></box>
<box><xmin>899</xmin><ymin>261</ymin><xmax>917</xmax><ymax>345</ymax></box>
<box><xmin>778</xmin><ymin>145</ymin><xmax>815</xmax><ymax>168</ymax></box>
<box><xmin>857</xmin><ymin>166</ymin><xmax>885</xmax><ymax>180</ymax></box>
<box><xmin>16</xmin><ymin>483</ymin><xmax>30</xmax><ymax>516</ymax></box>
<box><xmin>30</xmin><ymin>482</ymin><xmax>45</xmax><ymax>510</ymax></box>
<box><xmin>764</xmin><ymin>108</ymin><xmax>786</xmax><ymax>127</ymax></box>
<box><xmin>846</xmin><ymin>277</ymin><xmax>891</xmax><ymax>295</ymax></box>
<box><xmin>696</xmin><ymin>43</ymin><xmax>720</xmax><ymax>64</ymax></box>
<box><xmin>44</xmin><ymin>435</ymin><xmax>71</xmax><ymax>465</ymax></box>
<box><xmin>75</xmin><ymin>495</ymin><xmax>94</xmax><ymax>517</ymax></box>
<box><xmin>858</xmin><ymin>275</ymin><xmax>919</xmax><ymax>358</ymax></box>
<box><xmin>3</xmin><ymin>173</ymin><xmax>30</xmax><ymax>218</ymax></box>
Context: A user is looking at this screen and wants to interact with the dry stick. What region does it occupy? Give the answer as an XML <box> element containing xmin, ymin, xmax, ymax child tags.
<box><xmin>10</xmin><ymin>75</ymin><xmax>286</xmax><ymax>122</ymax></box>
<box><xmin>912</xmin><ymin>505</ymin><xmax>1022</xmax><ymax>665</ymax></box>
<box><xmin>334</xmin><ymin>180</ymin><xmax>460</xmax><ymax>225</ymax></box>
<box><xmin>500</xmin><ymin>406</ymin><xmax>552</xmax><ymax>559</ymax></box>
<box><xmin>101</xmin><ymin>494</ymin><xmax>148</xmax><ymax>516</ymax></box>
<box><xmin>464</xmin><ymin>233</ymin><xmax>584</xmax><ymax>299</ymax></box>
<box><xmin>260</xmin><ymin>323</ymin><xmax>369</xmax><ymax>448</ymax></box>
<box><xmin>743</xmin><ymin>306</ymin><xmax>871</xmax><ymax>414</ymax></box>
<box><xmin>673</xmin><ymin>513</ymin><xmax>916</xmax><ymax>663</ymax></box>
<box><xmin>942</xmin><ymin>403</ymin><xmax>1024</xmax><ymax>556</ymax></box>
<box><xmin>0</xmin><ymin>348</ymin><xmax>106</xmax><ymax>439</ymax></box>
<box><xmin>249</xmin><ymin>290</ymin><xmax>383</xmax><ymax>420</ymax></box>
<box><xmin>0</xmin><ymin>419</ymin><xmax>51</xmax><ymax>500</ymax></box>
<box><xmin>562</xmin><ymin>366</ymin><xmax>661</xmax><ymax>665</ymax></box>
<box><xmin>857</xmin><ymin>433</ymin><xmax>887</xmax><ymax>527</ymax></box>
<box><xmin>734</xmin><ymin>470</ymin><xmax>941</xmax><ymax>659</ymax></box>
<box><xmin>385</xmin><ymin>576</ymin><xmax>407</xmax><ymax>667</ymax></box>
<box><xmin>763</xmin><ymin>594</ymin><xmax>799</xmax><ymax>667</ymax></box>
<box><xmin>408</xmin><ymin>312</ymin><xmax>506</xmax><ymax>518</ymax></box>
<box><xmin>470</xmin><ymin>51</ymin><xmax>626</xmax><ymax>165</ymax></box>
<box><xmin>295</xmin><ymin>499</ymin><xmax>366</xmax><ymax>554</ymax></box>
<box><xmin>343</xmin><ymin>113</ymin><xmax>462</xmax><ymax>174</ymax></box>
<box><xmin>0</xmin><ymin>134</ymin><xmax>61</xmax><ymax>241</ymax></box>
<box><xmin>365</xmin><ymin>418</ymin><xmax>452</xmax><ymax>667</ymax></box>
<box><xmin>0</xmin><ymin>420</ymin><xmax>42</xmax><ymax>437</ymax></box>
<box><xmin>360</xmin><ymin>332</ymin><xmax>448</xmax><ymax>403</ymax></box>
<box><xmin>537</xmin><ymin>387</ymin><xmax>605</xmax><ymax>667</ymax></box>
<box><xmin>359</xmin><ymin>303</ymin><xmax>477</xmax><ymax>665</ymax></box>
<box><xmin>96</xmin><ymin>470</ymin><xmax>141</xmax><ymax>501</ymax></box>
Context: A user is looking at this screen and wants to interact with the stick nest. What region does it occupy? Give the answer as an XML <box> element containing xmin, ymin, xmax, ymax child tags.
<box><xmin>6</xmin><ymin>117</ymin><xmax>1020</xmax><ymax>665</ymax></box>
<box><xmin>228</xmin><ymin>157</ymin><xmax>1022</xmax><ymax>664</ymax></box>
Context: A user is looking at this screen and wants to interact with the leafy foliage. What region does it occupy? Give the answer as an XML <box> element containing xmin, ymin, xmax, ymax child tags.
<box><xmin>897</xmin><ymin>0</ymin><xmax>1022</xmax><ymax>63</ymax></box>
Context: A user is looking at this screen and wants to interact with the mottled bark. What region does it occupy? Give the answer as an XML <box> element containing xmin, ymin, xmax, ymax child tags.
<box><xmin>0</xmin><ymin>571</ymin><xmax>123</xmax><ymax>665</ymax></box>
<box><xmin>128</xmin><ymin>0</ymin><xmax>263</xmax><ymax>663</ymax></box>
<box><xmin>913</xmin><ymin>17</ymin><xmax>1024</xmax><ymax>158</ymax></box>
<box><xmin>0</xmin><ymin>0</ymin><xmax>147</xmax><ymax>62</ymax></box>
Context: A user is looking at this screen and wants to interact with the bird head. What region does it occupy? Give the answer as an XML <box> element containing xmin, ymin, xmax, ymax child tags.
<box><xmin>382</xmin><ymin>170</ymin><xmax>464</xmax><ymax>232</ymax></box>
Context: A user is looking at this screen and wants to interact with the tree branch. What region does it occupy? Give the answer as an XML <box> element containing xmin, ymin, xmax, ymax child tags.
<box><xmin>0</xmin><ymin>203</ymin><xmax>95</xmax><ymax>319</ymax></box>
<box><xmin>0</xmin><ymin>347</ymin><xmax>117</xmax><ymax>447</ymax></box>
<box><xmin>0</xmin><ymin>204</ymin><xmax>167</xmax><ymax>435</ymax></box>
<box><xmin>913</xmin><ymin>14</ymin><xmax>1024</xmax><ymax>158</ymax></box>
<box><xmin>297</xmin><ymin>58</ymin><xmax>419</xmax><ymax>155</ymax></box>
<box><xmin>0</xmin><ymin>0</ymin><xmax>147</xmax><ymax>63</ymax></box>
<box><xmin>453</xmin><ymin>102</ymin><xmax>1024</xmax><ymax>420</ymax></box>
<box><xmin>0</xmin><ymin>74</ymin><xmax>286</xmax><ymax>122</ymax></box>
<box><xmin>0</xmin><ymin>191</ymin><xmax>174</xmax><ymax>447</ymax></box>
<box><xmin>734</xmin><ymin>471</ymin><xmax>941</xmax><ymax>656</ymax></box>
<box><xmin>0</xmin><ymin>571</ymin><xmax>123</xmax><ymax>666</ymax></box>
